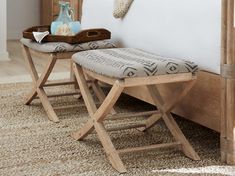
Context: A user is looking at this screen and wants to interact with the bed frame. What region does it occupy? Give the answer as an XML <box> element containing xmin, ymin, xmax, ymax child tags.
<box><xmin>79</xmin><ymin>0</ymin><xmax>235</xmax><ymax>164</ymax></box>
<box><xmin>220</xmin><ymin>0</ymin><xmax>235</xmax><ymax>164</ymax></box>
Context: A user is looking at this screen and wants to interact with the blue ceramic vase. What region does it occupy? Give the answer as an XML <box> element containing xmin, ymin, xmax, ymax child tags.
<box><xmin>51</xmin><ymin>1</ymin><xmax>81</xmax><ymax>36</ymax></box>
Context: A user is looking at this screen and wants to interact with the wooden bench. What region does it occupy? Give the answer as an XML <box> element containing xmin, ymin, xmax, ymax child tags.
<box><xmin>21</xmin><ymin>38</ymin><xmax>115</xmax><ymax>122</ymax></box>
<box><xmin>71</xmin><ymin>48</ymin><xmax>200</xmax><ymax>173</ymax></box>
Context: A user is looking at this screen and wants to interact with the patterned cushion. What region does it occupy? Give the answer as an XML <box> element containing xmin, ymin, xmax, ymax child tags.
<box><xmin>20</xmin><ymin>38</ymin><xmax>116</xmax><ymax>53</ymax></box>
<box><xmin>72</xmin><ymin>48</ymin><xmax>198</xmax><ymax>78</ymax></box>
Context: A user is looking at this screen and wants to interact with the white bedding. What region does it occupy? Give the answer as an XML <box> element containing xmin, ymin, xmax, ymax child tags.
<box><xmin>81</xmin><ymin>0</ymin><xmax>221</xmax><ymax>74</ymax></box>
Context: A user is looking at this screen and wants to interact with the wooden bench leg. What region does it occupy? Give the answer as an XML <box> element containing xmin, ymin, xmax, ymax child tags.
<box><xmin>70</xmin><ymin>60</ymin><xmax>80</xmax><ymax>90</ymax></box>
<box><xmin>37</xmin><ymin>87</ymin><xmax>59</xmax><ymax>122</ymax></box>
<box><xmin>71</xmin><ymin>63</ymin><xmax>126</xmax><ymax>173</ymax></box>
<box><xmin>147</xmin><ymin>85</ymin><xmax>200</xmax><ymax>161</ymax></box>
<box><xmin>142</xmin><ymin>81</ymin><xmax>196</xmax><ymax>131</ymax></box>
<box><xmin>95</xmin><ymin>122</ymin><xmax>127</xmax><ymax>173</ymax></box>
<box><xmin>22</xmin><ymin>45</ymin><xmax>39</xmax><ymax>105</ymax></box>
<box><xmin>91</xmin><ymin>80</ymin><xmax>117</xmax><ymax>115</ymax></box>
<box><xmin>139</xmin><ymin>113</ymin><xmax>162</xmax><ymax>131</ymax></box>
<box><xmin>25</xmin><ymin>91</ymin><xmax>38</xmax><ymax>105</ymax></box>
<box><xmin>25</xmin><ymin>55</ymin><xmax>56</xmax><ymax>100</ymax></box>
<box><xmin>22</xmin><ymin>45</ymin><xmax>59</xmax><ymax>122</ymax></box>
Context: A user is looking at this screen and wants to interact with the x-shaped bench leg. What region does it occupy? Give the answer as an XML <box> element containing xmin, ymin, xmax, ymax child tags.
<box><xmin>142</xmin><ymin>81</ymin><xmax>196</xmax><ymax>131</ymax></box>
<box><xmin>84</xmin><ymin>74</ymin><xmax>116</xmax><ymax>115</ymax></box>
<box><xmin>71</xmin><ymin>64</ymin><xmax>127</xmax><ymax>173</ymax></box>
<box><xmin>91</xmin><ymin>80</ymin><xmax>117</xmax><ymax>115</ymax></box>
<box><xmin>22</xmin><ymin>45</ymin><xmax>59</xmax><ymax>122</ymax></box>
<box><xmin>72</xmin><ymin>62</ymin><xmax>199</xmax><ymax>172</ymax></box>
<box><xmin>146</xmin><ymin>84</ymin><xmax>200</xmax><ymax>160</ymax></box>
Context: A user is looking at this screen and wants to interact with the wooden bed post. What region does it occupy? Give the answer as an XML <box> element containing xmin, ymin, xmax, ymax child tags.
<box><xmin>221</xmin><ymin>0</ymin><xmax>235</xmax><ymax>164</ymax></box>
<box><xmin>79</xmin><ymin>0</ymin><xmax>83</xmax><ymax>21</ymax></box>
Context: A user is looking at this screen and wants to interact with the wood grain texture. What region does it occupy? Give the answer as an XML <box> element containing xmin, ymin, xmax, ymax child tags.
<box><xmin>221</xmin><ymin>0</ymin><xmax>229</xmax><ymax>162</ymax></box>
<box><xmin>221</xmin><ymin>0</ymin><xmax>235</xmax><ymax>165</ymax></box>
<box><xmin>118</xmin><ymin>142</ymin><xmax>181</xmax><ymax>154</ymax></box>
<box><xmin>21</xmin><ymin>44</ymin><xmax>80</xmax><ymax>123</ymax></box>
<box><xmin>72</xmin><ymin>60</ymin><xmax>199</xmax><ymax>172</ymax></box>
<box><xmin>124</xmin><ymin>71</ymin><xmax>221</xmax><ymax>132</ymax></box>
<box><xmin>147</xmin><ymin>85</ymin><xmax>200</xmax><ymax>161</ymax></box>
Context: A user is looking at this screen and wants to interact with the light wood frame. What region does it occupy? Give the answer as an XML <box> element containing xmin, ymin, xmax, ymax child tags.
<box><xmin>71</xmin><ymin>63</ymin><xmax>200</xmax><ymax>173</ymax></box>
<box><xmin>220</xmin><ymin>0</ymin><xmax>235</xmax><ymax>165</ymax></box>
<box><xmin>22</xmin><ymin>45</ymin><xmax>80</xmax><ymax>122</ymax></box>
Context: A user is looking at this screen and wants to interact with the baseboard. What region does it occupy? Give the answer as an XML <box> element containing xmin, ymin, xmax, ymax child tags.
<box><xmin>7</xmin><ymin>31</ymin><xmax>22</xmax><ymax>40</ymax></box>
<box><xmin>0</xmin><ymin>51</ymin><xmax>10</xmax><ymax>61</ymax></box>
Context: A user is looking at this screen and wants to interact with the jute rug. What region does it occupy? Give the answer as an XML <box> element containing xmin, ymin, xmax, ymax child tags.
<box><xmin>0</xmin><ymin>83</ymin><xmax>235</xmax><ymax>176</ymax></box>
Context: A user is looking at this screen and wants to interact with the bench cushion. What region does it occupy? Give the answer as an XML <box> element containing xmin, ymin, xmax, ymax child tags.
<box><xmin>72</xmin><ymin>48</ymin><xmax>198</xmax><ymax>78</ymax></box>
<box><xmin>20</xmin><ymin>38</ymin><xmax>116</xmax><ymax>53</ymax></box>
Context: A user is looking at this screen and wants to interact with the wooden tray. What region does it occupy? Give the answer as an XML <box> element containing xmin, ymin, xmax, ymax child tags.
<box><xmin>23</xmin><ymin>25</ymin><xmax>111</xmax><ymax>44</ymax></box>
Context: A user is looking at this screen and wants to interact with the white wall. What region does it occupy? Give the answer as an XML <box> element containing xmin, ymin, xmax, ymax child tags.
<box><xmin>7</xmin><ymin>0</ymin><xmax>40</xmax><ymax>40</ymax></box>
<box><xmin>0</xmin><ymin>0</ymin><xmax>9</xmax><ymax>61</ymax></box>
<box><xmin>82</xmin><ymin>0</ymin><xmax>221</xmax><ymax>74</ymax></box>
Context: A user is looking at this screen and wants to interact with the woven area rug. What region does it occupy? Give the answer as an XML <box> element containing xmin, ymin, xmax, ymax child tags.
<box><xmin>0</xmin><ymin>83</ymin><xmax>235</xmax><ymax>176</ymax></box>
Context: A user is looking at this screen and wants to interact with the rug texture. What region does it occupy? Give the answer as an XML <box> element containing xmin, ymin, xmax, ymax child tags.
<box><xmin>0</xmin><ymin>83</ymin><xmax>235</xmax><ymax>176</ymax></box>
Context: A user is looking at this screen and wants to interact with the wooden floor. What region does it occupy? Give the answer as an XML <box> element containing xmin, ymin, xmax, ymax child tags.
<box><xmin>0</xmin><ymin>40</ymin><xmax>70</xmax><ymax>78</ymax></box>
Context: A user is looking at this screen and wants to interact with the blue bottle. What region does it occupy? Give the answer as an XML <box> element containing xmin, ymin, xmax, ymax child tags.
<box><xmin>51</xmin><ymin>1</ymin><xmax>81</xmax><ymax>36</ymax></box>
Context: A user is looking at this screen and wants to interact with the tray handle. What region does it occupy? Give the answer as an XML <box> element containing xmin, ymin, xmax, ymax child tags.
<box><xmin>86</xmin><ymin>31</ymin><xmax>101</xmax><ymax>38</ymax></box>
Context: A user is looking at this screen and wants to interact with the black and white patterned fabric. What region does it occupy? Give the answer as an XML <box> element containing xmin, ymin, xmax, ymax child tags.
<box><xmin>20</xmin><ymin>38</ymin><xmax>116</xmax><ymax>53</ymax></box>
<box><xmin>73</xmin><ymin>48</ymin><xmax>198</xmax><ymax>78</ymax></box>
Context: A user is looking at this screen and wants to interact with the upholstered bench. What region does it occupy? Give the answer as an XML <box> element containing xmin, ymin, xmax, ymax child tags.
<box><xmin>21</xmin><ymin>38</ymin><xmax>115</xmax><ymax>122</ymax></box>
<box><xmin>21</xmin><ymin>38</ymin><xmax>116</xmax><ymax>53</ymax></box>
<box><xmin>71</xmin><ymin>48</ymin><xmax>200</xmax><ymax>173</ymax></box>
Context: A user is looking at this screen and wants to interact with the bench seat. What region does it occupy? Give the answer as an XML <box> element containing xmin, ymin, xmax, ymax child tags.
<box><xmin>72</xmin><ymin>48</ymin><xmax>198</xmax><ymax>79</ymax></box>
<box><xmin>20</xmin><ymin>38</ymin><xmax>116</xmax><ymax>53</ymax></box>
